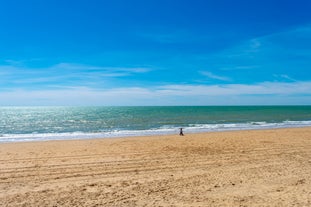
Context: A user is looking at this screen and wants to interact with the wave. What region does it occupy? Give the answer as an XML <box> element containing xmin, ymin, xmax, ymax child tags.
<box><xmin>1</xmin><ymin>120</ymin><xmax>311</xmax><ymax>143</ymax></box>
<box><xmin>186</xmin><ymin>120</ymin><xmax>311</xmax><ymax>132</ymax></box>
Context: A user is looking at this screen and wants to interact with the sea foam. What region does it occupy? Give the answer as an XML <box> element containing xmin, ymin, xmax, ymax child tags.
<box><xmin>1</xmin><ymin>120</ymin><xmax>311</xmax><ymax>143</ymax></box>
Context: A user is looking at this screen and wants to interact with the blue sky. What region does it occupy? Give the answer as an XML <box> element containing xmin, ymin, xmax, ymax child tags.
<box><xmin>0</xmin><ymin>0</ymin><xmax>311</xmax><ymax>105</ymax></box>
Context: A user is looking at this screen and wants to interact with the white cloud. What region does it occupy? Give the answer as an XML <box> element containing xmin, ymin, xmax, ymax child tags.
<box><xmin>1</xmin><ymin>81</ymin><xmax>311</xmax><ymax>106</ymax></box>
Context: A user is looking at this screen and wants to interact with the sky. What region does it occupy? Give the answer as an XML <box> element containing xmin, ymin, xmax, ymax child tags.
<box><xmin>0</xmin><ymin>0</ymin><xmax>311</xmax><ymax>106</ymax></box>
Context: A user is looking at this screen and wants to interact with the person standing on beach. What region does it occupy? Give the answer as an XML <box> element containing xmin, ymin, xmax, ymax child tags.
<box><xmin>179</xmin><ymin>128</ymin><xmax>184</xmax><ymax>136</ymax></box>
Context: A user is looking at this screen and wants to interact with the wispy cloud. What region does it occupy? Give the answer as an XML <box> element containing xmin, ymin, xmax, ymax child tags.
<box><xmin>158</xmin><ymin>81</ymin><xmax>311</xmax><ymax>96</ymax></box>
<box><xmin>199</xmin><ymin>71</ymin><xmax>231</xmax><ymax>81</ymax></box>
<box><xmin>220</xmin><ymin>65</ymin><xmax>259</xmax><ymax>71</ymax></box>
<box><xmin>189</xmin><ymin>24</ymin><xmax>311</xmax><ymax>88</ymax></box>
<box><xmin>52</xmin><ymin>63</ymin><xmax>152</xmax><ymax>79</ymax></box>
<box><xmin>51</xmin><ymin>63</ymin><xmax>151</xmax><ymax>73</ymax></box>
<box><xmin>249</xmin><ymin>39</ymin><xmax>261</xmax><ymax>50</ymax></box>
<box><xmin>0</xmin><ymin>63</ymin><xmax>152</xmax><ymax>88</ymax></box>
<box><xmin>273</xmin><ymin>74</ymin><xmax>298</xmax><ymax>82</ymax></box>
<box><xmin>205</xmin><ymin>24</ymin><xmax>311</xmax><ymax>71</ymax></box>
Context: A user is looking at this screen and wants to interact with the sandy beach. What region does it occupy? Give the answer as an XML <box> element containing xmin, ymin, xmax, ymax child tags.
<box><xmin>1</xmin><ymin>127</ymin><xmax>311</xmax><ymax>206</ymax></box>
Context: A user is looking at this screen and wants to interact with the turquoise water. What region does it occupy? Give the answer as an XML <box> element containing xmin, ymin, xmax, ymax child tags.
<box><xmin>1</xmin><ymin>106</ymin><xmax>311</xmax><ymax>142</ymax></box>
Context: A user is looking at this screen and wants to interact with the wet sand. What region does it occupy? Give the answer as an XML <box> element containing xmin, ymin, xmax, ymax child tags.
<box><xmin>1</xmin><ymin>127</ymin><xmax>311</xmax><ymax>206</ymax></box>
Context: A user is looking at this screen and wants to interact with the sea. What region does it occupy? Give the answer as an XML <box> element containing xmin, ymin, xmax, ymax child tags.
<box><xmin>1</xmin><ymin>106</ymin><xmax>311</xmax><ymax>143</ymax></box>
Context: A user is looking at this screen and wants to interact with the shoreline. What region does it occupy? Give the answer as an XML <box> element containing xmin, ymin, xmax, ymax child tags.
<box><xmin>1</xmin><ymin>127</ymin><xmax>311</xmax><ymax>206</ymax></box>
<box><xmin>1</xmin><ymin>124</ymin><xmax>311</xmax><ymax>144</ymax></box>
